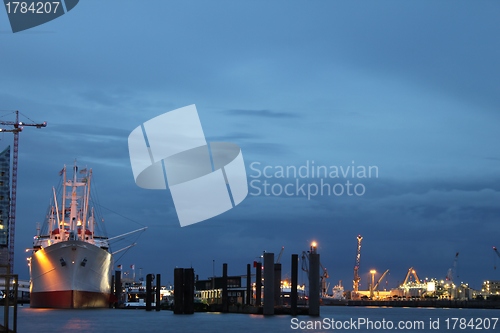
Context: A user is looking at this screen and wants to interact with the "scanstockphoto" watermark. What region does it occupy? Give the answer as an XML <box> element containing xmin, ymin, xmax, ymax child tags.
<box><xmin>290</xmin><ymin>317</ymin><xmax>499</xmax><ymax>330</ymax></box>
<box><xmin>249</xmin><ymin>160</ymin><xmax>379</xmax><ymax>200</ymax></box>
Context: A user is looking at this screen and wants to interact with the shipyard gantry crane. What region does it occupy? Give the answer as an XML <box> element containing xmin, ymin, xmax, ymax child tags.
<box><xmin>352</xmin><ymin>235</ymin><xmax>363</xmax><ymax>294</ymax></box>
<box><xmin>0</xmin><ymin>110</ymin><xmax>46</xmax><ymax>272</ymax></box>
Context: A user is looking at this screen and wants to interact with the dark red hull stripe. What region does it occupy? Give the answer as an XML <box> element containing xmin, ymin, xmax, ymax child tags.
<box><xmin>30</xmin><ymin>290</ymin><xmax>112</xmax><ymax>309</ymax></box>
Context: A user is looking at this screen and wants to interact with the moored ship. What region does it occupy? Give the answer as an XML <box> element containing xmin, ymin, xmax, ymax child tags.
<box><xmin>29</xmin><ymin>164</ymin><xmax>113</xmax><ymax>308</ymax></box>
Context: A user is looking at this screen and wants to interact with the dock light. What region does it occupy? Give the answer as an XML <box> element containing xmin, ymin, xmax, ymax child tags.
<box><xmin>310</xmin><ymin>241</ymin><xmax>317</xmax><ymax>253</ymax></box>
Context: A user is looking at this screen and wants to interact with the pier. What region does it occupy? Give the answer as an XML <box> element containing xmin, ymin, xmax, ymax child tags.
<box><xmin>169</xmin><ymin>250</ymin><xmax>320</xmax><ymax>316</ymax></box>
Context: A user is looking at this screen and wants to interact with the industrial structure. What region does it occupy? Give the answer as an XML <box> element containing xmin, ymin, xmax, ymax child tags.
<box><xmin>0</xmin><ymin>111</ymin><xmax>46</xmax><ymax>274</ymax></box>
<box><xmin>0</xmin><ymin>146</ymin><xmax>10</xmax><ymax>273</ymax></box>
<box><xmin>338</xmin><ymin>236</ymin><xmax>494</xmax><ymax>301</ymax></box>
<box><xmin>351</xmin><ymin>235</ymin><xmax>363</xmax><ymax>299</ymax></box>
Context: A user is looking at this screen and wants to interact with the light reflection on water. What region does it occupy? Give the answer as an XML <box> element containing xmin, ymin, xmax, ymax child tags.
<box><xmin>6</xmin><ymin>305</ymin><xmax>500</xmax><ymax>333</ymax></box>
<box><xmin>62</xmin><ymin>318</ymin><xmax>93</xmax><ymax>331</ymax></box>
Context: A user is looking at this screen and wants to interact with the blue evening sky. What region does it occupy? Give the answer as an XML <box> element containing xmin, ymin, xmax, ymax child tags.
<box><xmin>1</xmin><ymin>0</ymin><xmax>499</xmax><ymax>290</ymax></box>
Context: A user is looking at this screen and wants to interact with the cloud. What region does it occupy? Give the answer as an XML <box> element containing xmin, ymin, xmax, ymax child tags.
<box><xmin>224</xmin><ymin>109</ymin><xmax>300</xmax><ymax>119</ymax></box>
<box><xmin>78</xmin><ymin>90</ymin><xmax>126</xmax><ymax>107</ymax></box>
<box><xmin>47</xmin><ymin>123</ymin><xmax>129</xmax><ymax>141</ymax></box>
<box><xmin>206</xmin><ymin>132</ymin><xmax>260</xmax><ymax>142</ymax></box>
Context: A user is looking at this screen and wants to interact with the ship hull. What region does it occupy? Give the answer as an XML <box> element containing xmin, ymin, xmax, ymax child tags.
<box><xmin>30</xmin><ymin>290</ymin><xmax>111</xmax><ymax>308</ymax></box>
<box><xmin>30</xmin><ymin>240</ymin><xmax>112</xmax><ymax>309</ymax></box>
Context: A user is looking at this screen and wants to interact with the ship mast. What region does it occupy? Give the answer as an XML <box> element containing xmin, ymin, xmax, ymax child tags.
<box><xmin>81</xmin><ymin>168</ymin><xmax>92</xmax><ymax>240</ymax></box>
<box><xmin>69</xmin><ymin>163</ymin><xmax>78</xmax><ymax>239</ymax></box>
<box><xmin>60</xmin><ymin>166</ymin><xmax>67</xmax><ymax>235</ymax></box>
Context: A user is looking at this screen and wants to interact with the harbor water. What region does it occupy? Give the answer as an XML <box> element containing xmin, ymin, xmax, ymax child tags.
<box><xmin>5</xmin><ymin>305</ymin><xmax>500</xmax><ymax>332</ymax></box>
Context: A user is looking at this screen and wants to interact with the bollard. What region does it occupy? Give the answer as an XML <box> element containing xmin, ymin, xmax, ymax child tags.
<box><xmin>146</xmin><ymin>274</ymin><xmax>153</xmax><ymax>311</ymax></box>
<box><xmin>173</xmin><ymin>268</ymin><xmax>184</xmax><ymax>314</ymax></box>
<box><xmin>291</xmin><ymin>254</ymin><xmax>298</xmax><ymax>316</ymax></box>
<box><xmin>246</xmin><ymin>264</ymin><xmax>251</xmax><ymax>305</ymax></box>
<box><xmin>263</xmin><ymin>253</ymin><xmax>275</xmax><ymax>315</ymax></box>
<box><xmin>110</xmin><ymin>275</ymin><xmax>115</xmax><ymax>308</ymax></box>
<box><xmin>114</xmin><ymin>270</ymin><xmax>122</xmax><ymax>308</ymax></box>
<box><xmin>309</xmin><ymin>252</ymin><xmax>320</xmax><ymax>316</ymax></box>
<box><xmin>274</xmin><ymin>263</ymin><xmax>282</xmax><ymax>306</ymax></box>
<box><xmin>183</xmin><ymin>268</ymin><xmax>195</xmax><ymax>314</ymax></box>
<box><xmin>222</xmin><ymin>263</ymin><xmax>228</xmax><ymax>313</ymax></box>
<box><xmin>256</xmin><ymin>262</ymin><xmax>262</xmax><ymax>306</ymax></box>
<box><xmin>156</xmin><ymin>274</ymin><xmax>161</xmax><ymax>311</ymax></box>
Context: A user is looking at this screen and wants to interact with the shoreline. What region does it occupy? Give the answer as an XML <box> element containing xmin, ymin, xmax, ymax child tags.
<box><xmin>323</xmin><ymin>299</ymin><xmax>500</xmax><ymax>309</ymax></box>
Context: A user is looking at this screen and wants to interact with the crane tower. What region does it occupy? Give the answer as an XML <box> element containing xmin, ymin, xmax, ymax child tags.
<box><xmin>353</xmin><ymin>235</ymin><xmax>363</xmax><ymax>293</ymax></box>
<box><xmin>0</xmin><ymin>110</ymin><xmax>46</xmax><ymax>273</ymax></box>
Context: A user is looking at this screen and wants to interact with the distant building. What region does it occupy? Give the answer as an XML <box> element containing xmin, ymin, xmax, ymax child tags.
<box><xmin>0</xmin><ymin>146</ymin><xmax>10</xmax><ymax>274</ymax></box>
<box><xmin>482</xmin><ymin>280</ymin><xmax>500</xmax><ymax>296</ymax></box>
<box><xmin>196</xmin><ymin>276</ymin><xmax>247</xmax><ymax>305</ymax></box>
